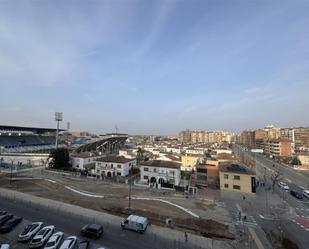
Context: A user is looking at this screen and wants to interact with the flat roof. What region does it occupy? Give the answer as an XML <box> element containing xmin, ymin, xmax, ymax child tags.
<box><xmin>220</xmin><ymin>164</ymin><xmax>255</xmax><ymax>175</ymax></box>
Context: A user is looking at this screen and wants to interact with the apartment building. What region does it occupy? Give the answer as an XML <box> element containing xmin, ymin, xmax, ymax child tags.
<box><xmin>178</xmin><ymin>129</ymin><xmax>191</xmax><ymax>143</ymax></box>
<box><xmin>254</xmin><ymin>129</ymin><xmax>268</xmax><ymax>149</ymax></box>
<box><xmin>262</xmin><ymin>138</ymin><xmax>293</xmax><ymax>157</ymax></box>
<box><xmin>219</xmin><ymin>164</ymin><xmax>256</xmax><ymax>194</ymax></box>
<box><xmin>140</xmin><ymin>160</ymin><xmax>181</xmax><ymax>188</ymax></box>
<box><xmin>294</xmin><ymin>128</ymin><xmax>309</xmax><ymax>152</ymax></box>
<box><xmin>239</xmin><ymin>131</ymin><xmax>255</xmax><ymax>148</ymax></box>
<box><xmin>95</xmin><ymin>156</ymin><xmax>136</xmax><ymax>177</ymax></box>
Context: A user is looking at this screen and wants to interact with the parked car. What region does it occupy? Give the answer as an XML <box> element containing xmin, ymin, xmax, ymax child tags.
<box><xmin>44</xmin><ymin>232</ymin><xmax>64</xmax><ymax>249</ymax></box>
<box><xmin>59</xmin><ymin>236</ymin><xmax>77</xmax><ymax>249</ymax></box>
<box><xmin>0</xmin><ymin>244</ymin><xmax>9</xmax><ymax>249</ymax></box>
<box><xmin>29</xmin><ymin>225</ymin><xmax>55</xmax><ymax>248</ymax></box>
<box><xmin>290</xmin><ymin>190</ymin><xmax>303</xmax><ymax>199</ymax></box>
<box><xmin>303</xmin><ymin>190</ymin><xmax>309</xmax><ymax>199</ymax></box>
<box><xmin>81</xmin><ymin>224</ymin><xmax>104</xmax><ymax>239</ymax></box>
<box><xmin>0</xmin><ymin>214</ymin><xmax>13</xmax><ymax>227</ymax></box>
<box><xmin>18</xmin><ymin>222</ymin><xmax>43</xmax><ymax>242</ymax></box>
<box><xmin>0</xmin><ymin>216</ymin><xmax>23</xmax><ymax>233</ymax></box>
<box><xmin>278</xmin><ymin>182</ymin><xmax>289</xmax><ymax>191</ymax></box>
<box><xmin>77</xmin><ymin>240</ymin><xmax>90</xmax><ymax>249</ymax></box>
<box><xmin>0</xmin><ymin>211</ymin><xmax>7</xmax><ymax>216</ymax></box>
<box><xmin>121</xmin><ymin>215</ymin><xmax>148</xmax><ymax>233</ymax></box>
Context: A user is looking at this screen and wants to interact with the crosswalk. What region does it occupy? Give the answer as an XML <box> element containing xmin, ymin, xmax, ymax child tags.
<box><xmin>296</xmin><ymin>207</ymin><xmax>309</xmax><ymax>212</ymax></box>
<box><xmin>235</xmin><ymin>215</ymin><xmax>258</xmax><ymax>227</ymax></box>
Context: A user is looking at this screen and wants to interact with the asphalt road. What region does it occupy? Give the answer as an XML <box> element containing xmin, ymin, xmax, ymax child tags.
<box><xmin>0</xmin><ymin>198</ymin><xmax>199</xmax><ymax>249</ymax></box>
<box><xmin>232</xmin><ymin>144</ymin><xmax>309</xmax><ymax>249</ymax></box>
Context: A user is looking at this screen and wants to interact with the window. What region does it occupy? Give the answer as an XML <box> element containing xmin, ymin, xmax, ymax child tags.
<box><xmin>234</xmin><ymin>175</ymin><xmax>240</xmax><ymax>180</ymax></box>
<box><xmin>144</xmin><ymin>167</ymin><xmax>149</xmax><ymax>172</ymax></box>
<box><xmin>117</xmin><ymin>164</ymin><xmax>121</xmax><ymax>169</ymax></box>
<box><xmin>144</xmin><ymin>175</ymin><xmax>149</xmax><ymax>180</ymax></box>
<box><xmin>117</xmin><ymin>172</ymin><xmax>121</xmax><ymax>176</ymax></box>
<box><xmin>111</xmin><ymin>164</ymin><xmax>113</xmax><ymax>168</ymax></box>
<box><xmin>224</xmin><ymin>174</ymin><xmax>229</xmax><ymax>179</ymax></box>
<box><xmin>153</xmin><ymin>168</ymin><xmax>157</xmax><ymax>173</ymax></box>
<box><xmin>233</xmin><ymin>185</ymin><xmax>241</xmax><ymax>190</ymax></box>
<box><xmin>224</xmin><ymin>184</ymin><xmax>229</xmax><ymax>188</ymax></box>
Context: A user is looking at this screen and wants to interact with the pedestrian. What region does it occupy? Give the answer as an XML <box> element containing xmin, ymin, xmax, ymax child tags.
<box><xmin>244</xmin><ymin>215</ymin><xmax>247</xmax><ymax>221</ymax></box>
<box><xmin>184</xmin><ymin>232</ymin><xmax>188</xmax><ymax>242</ymax></box>
<box><xmin>243</xmin><ymin>195</ymin><xmax>246</xmax><ymax>200</ymax></box>
<box><xmin>238</xmin><ymin>211</ymin><xmax>241</xmax><ymax>221</ymax></box>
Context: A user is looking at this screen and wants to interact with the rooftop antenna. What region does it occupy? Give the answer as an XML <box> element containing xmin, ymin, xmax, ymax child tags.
<box><xmin>115</xmin><ymin>125</ymin><xmax>118</xmax><ymax>134</ymax></box>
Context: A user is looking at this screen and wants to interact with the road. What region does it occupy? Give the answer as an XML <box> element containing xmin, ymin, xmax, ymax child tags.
<box><xmin>232</xmin><ymin>144</ymin><xmax>309</xmax><ymax>249</ymax></box>
<box><xmin>0</xmin><ymin>198</ymin><xmax>202</xmax><ymax>249</ymax></box>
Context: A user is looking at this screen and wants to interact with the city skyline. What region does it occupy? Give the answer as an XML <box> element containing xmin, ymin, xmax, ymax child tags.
<box><xmin>0</xmin><ymin>1</ymin><xmax>309</xmax><ymax>134</ymax></box>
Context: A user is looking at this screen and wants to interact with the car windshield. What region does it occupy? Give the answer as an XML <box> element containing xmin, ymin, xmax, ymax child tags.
<box><xmin>45</xmin><ymin>241</ymin><xmax>55</xmax><ymax>247</ymax></box>
<box><xmin>32</xmin><ymin>238</ymin><xmax>41</xmax><ymax>243</ymax></box>
<box><xmin>20</xmin><ymin>225</ymin><xmax>33</xmax><ymax>235</ymax></box>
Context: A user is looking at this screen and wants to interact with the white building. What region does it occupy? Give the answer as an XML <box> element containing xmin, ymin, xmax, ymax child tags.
<box><xmin>95</xmin><ymin>156</ymin><xmax>136</xmax><ymax>177</ymax></box>
<box><xmin>185</xmin><ymin>148</ymin><xmax>205</xmax><ymax>155</ymax></box>
<box><xmin>71</xmin><ymin>152</ymin><xmax>101</xmax><ymax>171</ymax></box>
<box><xmin>140</xmin><ymin>160</ymin><xmax>181</xmax><ymax>188</ymax></box>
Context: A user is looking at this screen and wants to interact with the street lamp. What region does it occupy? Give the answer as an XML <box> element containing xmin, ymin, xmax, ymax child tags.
<box><xmin>55</xmin><ymin>112</ymin><xmax>63</xmax><ymax>149</ymax></box>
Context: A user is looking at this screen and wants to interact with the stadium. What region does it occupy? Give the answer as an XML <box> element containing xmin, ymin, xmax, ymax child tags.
<box><xmin>0</xmin><ymin>125</ymin><xmax>64</xmax><ymax>154</ymax></box>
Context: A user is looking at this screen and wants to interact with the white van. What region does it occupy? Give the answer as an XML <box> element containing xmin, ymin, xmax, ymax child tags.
<box><xmin>121</xmin><ymin>215</ymin><xmax>148</xmax><ymax>233</ymax></box>
<box><xmin>303</xmin><ymin>190</ymin><xmax>309</xmax><ymax>199</ymax></box>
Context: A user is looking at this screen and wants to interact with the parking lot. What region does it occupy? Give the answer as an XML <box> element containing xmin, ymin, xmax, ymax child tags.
<box><xmin>0</xmin><ymin>210</ymin><xmax>108</xmax><ymax>249</ymax></box>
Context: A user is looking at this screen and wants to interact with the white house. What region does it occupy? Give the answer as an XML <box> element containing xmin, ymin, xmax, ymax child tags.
<box><xmin>140</xmin><ymin>160</ymin><xmax>181</xmax><ymax>188</ymax></box>
<box><xmin>94</xmin><ymin>156</ymin><xmax>136</xmax><ymax>177</ymax></box>
<box><xmin>185</xmin><ymin>148</ymin><xmax>205</xmax><ymax>155</ymax></box>
<box><xmin>71</xmin><ymin>152</ymin><xmax>101</xmax><ymax>171</ymax></box>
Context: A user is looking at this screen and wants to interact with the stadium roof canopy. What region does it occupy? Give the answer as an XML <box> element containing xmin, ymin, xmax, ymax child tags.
<box><xmin>0</xmin><ymin>125</ymin><xmax>65</xmax><ymax>134</ymax></box>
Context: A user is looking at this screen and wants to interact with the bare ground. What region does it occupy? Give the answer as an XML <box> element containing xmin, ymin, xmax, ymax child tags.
<box><xmin>0</xmin><ymin>171</ymin><xmax>234</xmax><ymax>240</ymax></box>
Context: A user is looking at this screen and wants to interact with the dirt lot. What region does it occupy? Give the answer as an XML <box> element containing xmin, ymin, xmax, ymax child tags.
<box><xmin>0</xmin><ymin>171</ymin><xmax>234</xmax><ymax>240</ymax></box>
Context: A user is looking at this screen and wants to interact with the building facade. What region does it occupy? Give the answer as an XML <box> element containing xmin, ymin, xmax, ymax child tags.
<box><xmin>219</xmin><ymin>164</ymin><xmax>256</xmax><ymax>194</ymax></box>
<box><xmin>262</xmin><ymin>138</ymin><xmax>293</xmax><ymax>157</ymax></box>
<box><xmin>95</xmin><ymin>156</ymin><xmax>136</xmax><ymax>177</ymax></box>
<box><xmin>140</xmin><ymin>160</ymin><xmax>181</xmax><ymax>188</ymax></box>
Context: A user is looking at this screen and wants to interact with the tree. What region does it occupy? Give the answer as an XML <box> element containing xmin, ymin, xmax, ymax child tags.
<box><xmin>48</xmin><ymin>148</ymin><xmax>71</xmax><ymax>169</ymax></box>
<box><xmin>270</xmin><ymin>168</ymin><xmax>282</xmax><ymax>192</ymax></box>
<box><xmin>290</xmin><ymin>156</ymin><xmax>301</xmax><ymax>166</ymax></box>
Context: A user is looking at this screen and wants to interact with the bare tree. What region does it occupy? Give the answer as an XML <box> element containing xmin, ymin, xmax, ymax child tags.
<box><xmin>270</xmin><ymin>167</ymin><xmax>282</xmax><ymax>193</ymax></box>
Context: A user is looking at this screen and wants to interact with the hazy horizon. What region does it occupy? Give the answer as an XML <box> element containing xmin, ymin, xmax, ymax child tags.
<box><xmin>1</xmin><ymin>0</ymin><xmax>309</xmax><ymax>135</ymax></box>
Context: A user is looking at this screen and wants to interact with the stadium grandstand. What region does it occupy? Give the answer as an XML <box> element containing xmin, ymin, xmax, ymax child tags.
<box><xmin>0</xmin><ymin>125</ymin><xmax>65</xmax><ymax>153</ymax></box>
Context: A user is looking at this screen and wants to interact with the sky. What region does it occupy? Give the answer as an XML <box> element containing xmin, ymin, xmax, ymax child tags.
<box><xmin>0</xmin><ymin>0</ymin><xmax>309</xmax><ymax>135</ymax></box>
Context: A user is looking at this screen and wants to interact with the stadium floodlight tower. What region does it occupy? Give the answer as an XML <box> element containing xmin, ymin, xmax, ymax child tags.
<box><xmin>55</xmin><ymin>112</ymin><xmax>63</xmax><ymax>149</ymax></box>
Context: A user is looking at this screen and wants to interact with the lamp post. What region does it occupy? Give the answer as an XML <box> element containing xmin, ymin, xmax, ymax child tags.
<box><xmin>55</xmin><ymin>112</ymin><xmax>63</xmax><ymax>149</ymax></box>
<box><xmin>128</xmin><ymin>166</ymin><xmax>132</xmax><ymax>211</ymax></box>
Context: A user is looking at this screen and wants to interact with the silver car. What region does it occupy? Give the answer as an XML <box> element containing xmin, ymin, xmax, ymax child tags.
<box><xmin>59</xmin><ymin>236</ymin><xmax>77</xmax><ymax>249</ymax></box>
<box><xmin>18</xmin><ymin>222</ymin><xmax>43</xmax><ymax>242</ymax></box>
<box><xmin>29</xmin><ymin>225</ymin><xmax>55</xmax><ymax>248</ymax></box>
<box><xmin>44</xmin><ymin>232</ymin><xmax>64</xmax><ymax>249</ymax></box>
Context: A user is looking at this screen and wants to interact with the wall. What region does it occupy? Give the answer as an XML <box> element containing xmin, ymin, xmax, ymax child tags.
<box><xmin>219</xmin><ymin>172</ymin><xmax>254</xmax><ymax>194</ymax></box>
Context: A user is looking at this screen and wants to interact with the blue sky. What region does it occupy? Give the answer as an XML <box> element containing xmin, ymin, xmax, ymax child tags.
<box><xmin>0</xmin><ymin>0</ymin><xmax>309</xmax><ymax>135</ymax></box>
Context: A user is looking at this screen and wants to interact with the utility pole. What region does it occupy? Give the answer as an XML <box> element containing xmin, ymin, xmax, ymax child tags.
<box><xmin>128</xmin><ymin>166</ymin><xmax>132</xmax><ymax>211</ymax></box>
<box><xmin>10</xmin><ymin>159</ymin><xmax>14</xmax><ymax>185</ymax></box>
<box><xmin>55</xmin><ymin>112</ymin><xmax>63</xmax><ymax>149</ymax></box>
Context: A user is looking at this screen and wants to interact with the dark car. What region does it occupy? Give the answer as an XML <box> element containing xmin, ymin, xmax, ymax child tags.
<box><xmin>0</xmin><ymin>211</ymin><xmax>7</xmax><ymax>216</ymax></box>
<box><xmin>77</xmin><ymin>240</ymin><xmax>90</xmax><ymax>249</ymax></box>
<box><xmin>0</xmin><ymin>216</ymin><xmax>23</xmax><ymax>233</ymax></box>
<box><xmin>290</xmin><ymin>190</ymin><xmax>303</xmax><ymax>199</ymax></box>
<box><xmin>0</xmin><ymin>214</ymin><xmax>13</xmax><ymax>226</ymax></box>
<box><xmin>80</xmin><ymin>224</ymin><xmax>104</xmax><ymax>239</ymax></box>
